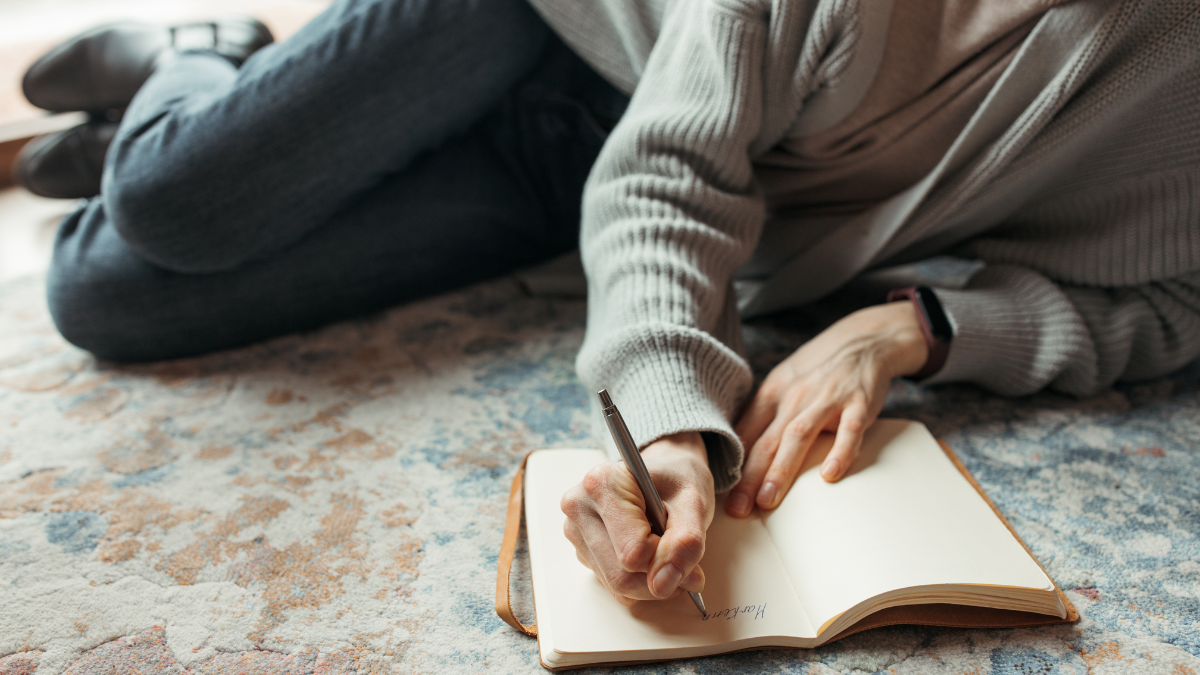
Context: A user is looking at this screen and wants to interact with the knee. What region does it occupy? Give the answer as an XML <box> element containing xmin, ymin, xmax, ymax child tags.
<box><xmin>46</xmin><ymin>205</ymin><xmax>167</xmax><ymax>362</ymax></box>
<box><xmin>102</xmin><ymin>130</ymin><xmax>251</xmax><ymax>274</ymax></box>
<box><xmin>47</xmin><ymin>273</ymin><xmax>128</xmax><ymax>364</ymax></box>
<box><xmin>46</xmin><ymin>263</ymin><xmax>143</xmax><ymax>364</ymax></box>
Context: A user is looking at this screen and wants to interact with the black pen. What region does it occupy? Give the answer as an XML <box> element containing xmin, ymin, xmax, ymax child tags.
<box><xmin>598</xmin><ymin>389</ymin><xmax>707</xmax><ymax>616</ymax></box>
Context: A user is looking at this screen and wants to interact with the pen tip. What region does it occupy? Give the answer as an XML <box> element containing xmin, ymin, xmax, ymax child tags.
<box><xmin>597</xmin><ymin>389</ymin><xmax>613</xmax><ymax>408</ymax></box>
<box><xmin>690</xmin><ymin>592</ymin><xmax>707</xmax><ymax>616</ymax></box>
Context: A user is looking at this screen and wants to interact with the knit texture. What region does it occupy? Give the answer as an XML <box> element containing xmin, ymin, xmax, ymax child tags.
<box><xmin>529</xmin><ymin>0</ymin><xmax>1200</xmax><ymax>490</ymax></box>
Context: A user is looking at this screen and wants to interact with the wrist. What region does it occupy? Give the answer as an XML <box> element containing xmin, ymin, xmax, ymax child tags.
<box><xmin>642</xmin><ymin>431</ymin><xmax>709</xmax><ymax>468</ymax></box>
<box><xmin>866</xmin><ymin>302</ymin><xmax>930</xmax><ymax>379</ymax></box>
<box><xmin>886</xmin><ymin>286</ymin><xmax>953</xmax><ymax>380</ymax></box>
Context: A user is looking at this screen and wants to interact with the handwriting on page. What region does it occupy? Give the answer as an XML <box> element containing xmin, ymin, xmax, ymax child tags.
<box><xmin>701</xmin><ymin>603</ymin><xmax>766</xmax><ymax>621</ymax></box>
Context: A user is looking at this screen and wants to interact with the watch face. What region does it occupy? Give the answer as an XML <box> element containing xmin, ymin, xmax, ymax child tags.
<box><xmin>916</xmin><ymin>287</ymin><xmax>953</xmax><ymax>343</ymax></box>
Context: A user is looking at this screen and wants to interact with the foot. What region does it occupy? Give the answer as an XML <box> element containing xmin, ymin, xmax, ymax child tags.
<box><xmin>22</xmin><ymin>17</ymin><xmax>274</xmax><ymax>113</ymax></box>
<box><xmin>14</xmin><ymin>118</ymin><xmax>119</xmax><ymax>199</ymax></box>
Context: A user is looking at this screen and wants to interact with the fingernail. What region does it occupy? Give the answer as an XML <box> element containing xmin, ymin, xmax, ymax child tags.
<box><xmin>652</xmin><ymin>564</ymin><xmax>682</xmax><ymax>598</ymax></box>
<box><xmin>728</xmin><ymin>492</ymin><xmax>751</xmax><ymax>516</ymax></box>
<box><xmin>757</xmin><ymin>481</ymin><xmax>778</xmax><ymax>508</ymax></box>
<box><xmin>821</xmin><ymin>458</ymin><xmax>841</xmax><ymax>481</ymax></box>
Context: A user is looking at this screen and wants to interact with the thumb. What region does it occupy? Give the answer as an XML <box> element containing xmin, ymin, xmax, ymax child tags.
<box><xmin>647</xmin><ymin>492</ymin><xmax>708</xmax><ymax>599</ymax></box>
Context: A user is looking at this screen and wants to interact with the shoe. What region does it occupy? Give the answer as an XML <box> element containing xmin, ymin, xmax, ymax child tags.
<box><xmin>22</xmin><ymin>17</ymin><xmax>274</xmax><ymax>113</ymax></box>
<box><xmin>14</xmin><ymin>118</ymin><xmax>119</xmax><ymax>199</ymax></box>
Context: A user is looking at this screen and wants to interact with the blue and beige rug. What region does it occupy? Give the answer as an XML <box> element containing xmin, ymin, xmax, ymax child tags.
<box><xmin>1</xmin><ymin>273</ymin><xmax>1197</xmax><ymax>674</ymax></box>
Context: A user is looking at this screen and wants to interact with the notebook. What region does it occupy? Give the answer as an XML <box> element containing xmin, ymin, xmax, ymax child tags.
<box><xmin>495</xmin><ymin>419</ymin><xmax>1077</xmax><ymax>670</ymax></box>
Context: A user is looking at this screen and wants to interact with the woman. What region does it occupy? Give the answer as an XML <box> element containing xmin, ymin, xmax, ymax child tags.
<box><xmin>21</xmin><ymin>0</ymin><xmax>1200</xmax><ymax>607</ymax></box>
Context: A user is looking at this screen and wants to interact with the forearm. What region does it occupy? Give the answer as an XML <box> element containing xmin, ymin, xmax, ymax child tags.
<box><xmin>576</xmin><ymin>1</ymin><xmax>772</xmax><ymax>490</ymax></box>
<box><xmin>927</xmin><ymin>265</ymin><xmax>1200</xmax><ymax>396</ymax></box>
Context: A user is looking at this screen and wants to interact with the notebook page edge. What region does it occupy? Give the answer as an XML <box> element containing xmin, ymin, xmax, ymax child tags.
<box><xmin>526</xmin><ymin>449</ymin><xmax>608</xmax><ymax>667</ymax></box>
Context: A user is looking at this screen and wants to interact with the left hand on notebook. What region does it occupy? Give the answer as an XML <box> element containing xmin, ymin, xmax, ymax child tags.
<box><xmin>726</xmin><ymin>301</ymin><xmax>929</xmax><ymax>518</ymax></box>
<box><xmin>561</xmin><ymin>431</ymin><xmax>714</xmax><ymax>605</ymax></box>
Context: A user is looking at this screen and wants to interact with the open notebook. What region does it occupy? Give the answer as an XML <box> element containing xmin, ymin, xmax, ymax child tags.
<box><xmin>495</xmin><ymin>419</ymin><xmax>1076</xmax><ymax>670</ymax></box>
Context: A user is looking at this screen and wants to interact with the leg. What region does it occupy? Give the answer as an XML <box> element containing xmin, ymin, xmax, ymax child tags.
<box><xmin>49</xmin><ymin>44</ymin><xmax>625</xmax><ymax>362</ymax></box>
<box><xmin>104</xmin><ymin>0</ymin><xmax>550</xmax><ymax>274</ymax></box>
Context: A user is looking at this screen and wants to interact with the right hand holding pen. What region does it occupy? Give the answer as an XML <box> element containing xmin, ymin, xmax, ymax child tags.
<box><xmin>561</xmin><ymin>431</ymin><xmax>714</xmax><ymax>606</ymax></box>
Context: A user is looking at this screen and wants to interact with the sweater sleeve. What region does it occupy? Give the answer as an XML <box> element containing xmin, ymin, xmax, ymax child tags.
<box><xmin>926</xmin><ymin>264</ymin><xmax>1200</xmax><ymax>397</ymax></box>
<box><xmin>575</xmin><ymin>0</ymin><xmax>771</xmax><ymax>491</ymax></box>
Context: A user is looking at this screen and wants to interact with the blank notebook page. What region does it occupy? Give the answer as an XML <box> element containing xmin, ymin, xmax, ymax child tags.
<box><xmin>762</xmin><ymin>419</ymin><xmax>1058</xmax><ymax>633</ymax></box>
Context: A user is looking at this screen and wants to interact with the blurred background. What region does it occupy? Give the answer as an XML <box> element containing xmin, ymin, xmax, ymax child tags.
<box><xmin>0</xmin><ymin>0</ymin><xmax>328</xmax><ymax>283</ymax></box>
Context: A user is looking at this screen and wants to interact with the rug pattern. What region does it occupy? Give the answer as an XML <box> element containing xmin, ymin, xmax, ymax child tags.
<box><xmin>1</xmin><ymin>274</ymin><xmax>1198</xmax><ymax>674</ymax></box>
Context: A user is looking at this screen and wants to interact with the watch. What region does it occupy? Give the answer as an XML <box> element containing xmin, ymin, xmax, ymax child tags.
<box><xmin>886</xmin><ymin>286</ymin><xmax>952</xmax><ymax>381</ymax></box>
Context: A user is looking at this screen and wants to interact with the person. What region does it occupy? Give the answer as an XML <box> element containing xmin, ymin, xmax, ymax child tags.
<box><xmin>17</xmin><ymin>0</ymin><xmax>1200</xmax><ymax>607</ymax></box>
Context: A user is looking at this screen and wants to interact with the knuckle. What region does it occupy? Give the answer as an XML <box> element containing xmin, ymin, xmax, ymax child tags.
<box><xmin>783</xmin><ymin>416</ymin><xmax>811</xmax><ymax>441</ymax></box>
<box><xmin>616</xmin><ymin>539</ymin><xmax>648</xmax><ymax>571</ymax></box>
<box><xmin>560</xmin><ymin>488</ymin><xmax>585</xmax><ymax>518</ymax></box>
<box><xmin>604</xmin><ymin>569</ymin><xmax>640</xmax><ymax>596</ymax></box>
<box><xmin>581</xmin><ymin>466</ymin><xmax>609</xmax><ymax>495</ymax></box>
<box><xmin>840</xmin><ymin>416</ymin><xmax>865</xmax><ymax>437</ymax></box>
<box><xmin>673</xmin><ymin>528</ymin><xmax>706</xmax><ymax>562</ymax></box>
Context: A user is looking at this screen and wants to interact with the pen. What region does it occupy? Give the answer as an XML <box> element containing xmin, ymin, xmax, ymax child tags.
<box><xmin>598</xmin><ymin>389</ymin><xmax>707</xmax><ymax>617</ymax></box>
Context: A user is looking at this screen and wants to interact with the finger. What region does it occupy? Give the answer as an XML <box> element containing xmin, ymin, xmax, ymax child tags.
<box><xmin>725</xmin><ymin>436</ymin><xmax>774</xmax><ymax>518</ymax></box>
<box><xmin>577</xmin><ymin>512</ymin><xmax>657</xmax><ymax>600</ymax></box>
<box><xmin>733</xmin><ymin>385</ymin><xmax>779</xmax><ymax>452</ymax></box>
<box><xmin>582</xmin><ymin>464</ymin><xmax>658</xmax><ymax>573</ymax></box>
<box><xmin>726</xmin><ymin>397</ymin><xmax>800</xmax><ymax>518</ymax></box>
<box><xmin>566</xmin><ymin>518</ymin><xmax>640</xmax><ymax>605</ymax></box>
<box><xmin>680</xmin><ymin>563</ymin><xmax>705</xmax><ymax>594</ymax></box>
<box><xmin>649</xmin><ymin>491</ymin><xmax>708</xmax><ymax>599</ymax></box>
<box><xmin>821</xmin><ymin>400</ymin><xmax>869</xmax><ymax>482</ymax></box>
<box><xmin>562</xmin><ymin>479</ymin><xmax>658</xmax><ymax>601</ymax></box>
<box><xmin>574</xmin><ymin>542</ymin><xmax>639</xmax><ymax>608</ymax></box>
<box><xmin>564</xmin><ymin>520</ymin><xmax>594</xmax><ymax>569</ymax></box>
<box><xmin>758</xmin><ymin>401</ymin><xmax>837</xmax><ymax>510</ymax></box>
<box><xmin>729</xmin><ymin>381</ymin><xmax>821</xmax><ymax>518</ymax></box>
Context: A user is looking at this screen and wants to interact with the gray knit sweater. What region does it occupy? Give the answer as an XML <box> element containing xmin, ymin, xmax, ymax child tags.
<box><xmin>526</xmin><ymin>0</ymin><xmax>1200</xmax><ymax>490</ymax></box>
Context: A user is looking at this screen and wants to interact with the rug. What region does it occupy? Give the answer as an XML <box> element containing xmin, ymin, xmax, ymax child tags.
<box><xmin>1</xmin><ymin>273</ymin><xmax>1198</xmax><ymax>674</ymax></box>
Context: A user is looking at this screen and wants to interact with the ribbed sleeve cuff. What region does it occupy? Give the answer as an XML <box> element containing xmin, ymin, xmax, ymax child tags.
<box><xmin>923</xmin><ymin>265</ymin><xmax>1097</xmax><ymax>397</ymax></box>
<box><xmin>577</xmin><ymin>324</ymin><xmax>753</xmax><ymax>492</ymax></box>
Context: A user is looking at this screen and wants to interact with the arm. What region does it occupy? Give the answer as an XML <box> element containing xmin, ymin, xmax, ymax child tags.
<box><xmin>927</xmin><ymin>265</ymin><xmax>1200</xmax><ymax>396</ymax></box>
<box><xmin>575</xmin><ymin>0</ymin><xmax>769</xmax><ymax>487</ymax></box>
<box><xmin>564</xmin><ymin>0</ymin><xmax>771</xmax><ymax>604</ymax></box>
<box><xmin>727</xmin><ymin>264</ymin><xmax>1200</xmax><ymax>518</ymax></box>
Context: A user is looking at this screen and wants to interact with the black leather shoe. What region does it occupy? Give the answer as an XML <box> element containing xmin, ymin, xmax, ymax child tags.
<box><xmin>23</xmin><ymin>17</ymin><xmax>274</xmax><ymax>113</ymax></box>
<box><xmin>14</xmin><ymin>119</ymin><xmax>119</xmax><ymax>199</ymax></box>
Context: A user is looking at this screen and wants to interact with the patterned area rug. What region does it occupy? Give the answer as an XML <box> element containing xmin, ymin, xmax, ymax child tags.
<box><xmin>1</xmin><ymin>273</ymin><xmax>1198</xmax><ymax>674</ymax></box>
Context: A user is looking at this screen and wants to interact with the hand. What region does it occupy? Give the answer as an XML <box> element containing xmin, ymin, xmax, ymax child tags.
<box><xmin>561</xmin><ymin>431</ymin><xmax>715</xmax><ymax>606</ymax></box>
<box><xmin>726</xmin><ymin>301</ymin><xmax>929</xmax><ymax>518</ymax></box>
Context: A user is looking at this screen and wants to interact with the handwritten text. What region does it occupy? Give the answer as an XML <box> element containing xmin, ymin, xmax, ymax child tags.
<box><xmin>701</xmin><ymin>603</ymin><xmax>766</xmax><ymax>621</ymax></box>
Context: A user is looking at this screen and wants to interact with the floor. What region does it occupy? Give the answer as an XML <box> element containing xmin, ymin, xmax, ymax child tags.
<box><xmin>0</xmin><ymin>187</ymin><xmax>70</xmax><ymax>282</ymax></box>
<box><xmin>2</xmin><ymin>249</ymin><xmax>1199</xmax><ymax>674</ymax></box>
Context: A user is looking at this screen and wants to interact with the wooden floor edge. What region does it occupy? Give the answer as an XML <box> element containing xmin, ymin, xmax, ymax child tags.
<box><xmin>0</xmin><ymin>137</ymin><xmax>32</xmax><ymax>189</ymax></box>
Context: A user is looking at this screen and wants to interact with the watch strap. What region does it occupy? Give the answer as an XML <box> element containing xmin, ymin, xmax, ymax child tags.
<box><xmin>887</xmin><ymin>286</ymin><xmax>951</xmax><ymax>381</ymax></box>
